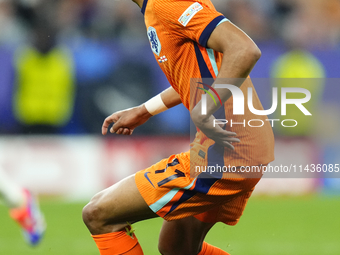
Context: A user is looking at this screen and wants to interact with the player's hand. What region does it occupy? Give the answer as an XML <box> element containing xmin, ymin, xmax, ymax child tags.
<box><xmin>191</xmin><ymin>114</ymin><xmax>240</xmax><ymax>150</ymax></box>
<box><xmin>102</xmin><ymin>105</ymin><xmax>152</xmax><ymax>136</ymax></box>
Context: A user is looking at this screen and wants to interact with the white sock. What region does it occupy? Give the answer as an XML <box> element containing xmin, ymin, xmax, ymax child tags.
<box><xmin>0</xmin><ymin>168</ymin><xmax>25</xmax><ymax>208</ymax></box>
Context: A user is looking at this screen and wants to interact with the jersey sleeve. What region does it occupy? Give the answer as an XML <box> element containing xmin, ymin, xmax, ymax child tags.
<box><xmin>153</xmin><ymin>0</ymin><xmax>229</xmax><ymax>47</ymax></box>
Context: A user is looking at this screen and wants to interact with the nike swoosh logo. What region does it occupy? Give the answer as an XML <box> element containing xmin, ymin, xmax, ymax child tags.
<box><xmin>144</xmin><ymin>172</ymin><xmax>155</xmax><ymax>188</ymax></box>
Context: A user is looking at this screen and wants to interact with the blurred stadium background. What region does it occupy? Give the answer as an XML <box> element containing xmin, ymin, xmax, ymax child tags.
<box><xmin>0</xmin><ymin>0</ymin><xmax>340</xmax><ymax>254</ymax></box>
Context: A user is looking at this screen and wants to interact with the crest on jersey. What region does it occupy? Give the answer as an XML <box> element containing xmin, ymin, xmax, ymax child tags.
<box><xmin>147</xmin><ymin>26</ymin><xmax>161</xmax><ymax>56</ymax></box>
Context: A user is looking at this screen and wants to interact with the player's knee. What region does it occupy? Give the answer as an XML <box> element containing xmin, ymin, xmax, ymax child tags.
<box><xmin>82</xmin><ymin>194</ymin><xmax>106</xmax><ymax>233</ymax></box>
<box><xmin>82</xmin><ymin>203</ymin><xmax>99</xmax><ymax>231</ymax></box>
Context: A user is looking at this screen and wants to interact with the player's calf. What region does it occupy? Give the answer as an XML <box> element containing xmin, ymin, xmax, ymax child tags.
<box><xmin>158</xmin><ymin>217</ymin><xmax>215</xmax><ymax>255</ymax></box>
<box><xmin>158</xmin><ymin>243</ymin><xmax>201</xmax><ymax>255</ymax></box>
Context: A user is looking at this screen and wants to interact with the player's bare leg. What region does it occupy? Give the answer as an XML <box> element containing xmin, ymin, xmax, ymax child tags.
<box><xmin>158</xmin><ymin>217</ymin><xmax>215</xmax><ymax>255</ymax></box>
<box><xmin>82</xmin><ymin>174</ymin><xmax>157</xmax><ymax>235</ymax></box>
<box><xmin>83</xmin><ymin>175</ymin><xmax>159</xmax><ymax>254</ymax></box>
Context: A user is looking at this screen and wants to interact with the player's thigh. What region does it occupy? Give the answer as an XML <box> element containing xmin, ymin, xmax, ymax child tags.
<box><xmin>83</xmin><ymin>174</ymin><xmax>157</xmax><ymax>233</ymax></box>
<box><xmin>158</xmin><ymin>216</ymin><xmax>215</xmax><ymax>255</ymax></box>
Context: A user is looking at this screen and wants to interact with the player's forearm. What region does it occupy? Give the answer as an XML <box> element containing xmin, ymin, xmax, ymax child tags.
<box><xmin>160</xmin><ymin>86</ymin><xmax>182</xmax><ymax>108</ymax></box>
<box><xmin>143</xmin><ymin>86</ymin><xmax>181</xmax><ymax>116</ymax></box>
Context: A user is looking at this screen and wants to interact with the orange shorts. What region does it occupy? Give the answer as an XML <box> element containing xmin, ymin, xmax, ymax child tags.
<box><xmin>135</xmin><ymin>151</ymin><xmax>262</xmax><ymax>225</ymax></box>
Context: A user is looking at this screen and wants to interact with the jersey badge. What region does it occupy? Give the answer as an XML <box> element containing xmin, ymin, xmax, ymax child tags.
<box><xmin>158</xmin><ymin>55</ymin><xmax>168</xmax><ymax>63</ymax></box>
<box><xmin>147</xmin><ymin>26</ymin><xmax>162</xmax><ymax>56</ymax></box>
<box><xmin>178</xmin><ymin>2</ymin><xmax>203</xmax><ymax>27</ymax></box>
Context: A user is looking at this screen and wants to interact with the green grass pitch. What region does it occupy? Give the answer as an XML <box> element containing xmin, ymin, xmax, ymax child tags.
<box><xmin>0</xmin><ymin>196</ymin><xmax>339</xmax><ymax>255</ymax></box>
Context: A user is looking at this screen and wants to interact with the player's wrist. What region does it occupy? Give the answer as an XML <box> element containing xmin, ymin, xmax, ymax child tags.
<box><xmin>191</xmin><ymin>102</ymin><xmax>211</xmax><ymax>123</ymax></box>
<box><xmin>143</xmin><ymin>94</ymin><xmax>169</xmax><ymax>116</ymax></box>
<box><xmin>138</xmin><ymin>104</ymin><xmax>153</xmax><ymax>119</ymax></box>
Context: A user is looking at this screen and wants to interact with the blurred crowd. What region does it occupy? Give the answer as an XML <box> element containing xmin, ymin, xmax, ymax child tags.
<box><xmin>1</xmin><ymin>0</ymin><xmax>340</xmax><ymax>48</ymax></box>
<box><xmin>220</xmin><ymin>0</ymin><xmax>340</xmax><ymax>49</ymax></box>
<box><xmin>0</xmin><ymin>0</ymin><xmax>339</xmax><ymax>135</ymax></box>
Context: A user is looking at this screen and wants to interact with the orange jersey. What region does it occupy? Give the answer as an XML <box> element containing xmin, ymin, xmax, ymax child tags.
<box><xmin>143</xmin><ymin>0</ymin><xmax>275</xmax><ymax>167</ymax></box>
